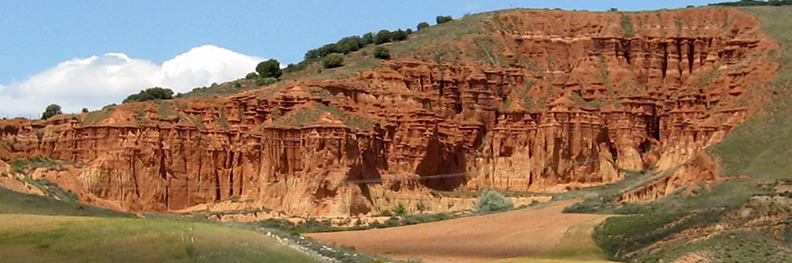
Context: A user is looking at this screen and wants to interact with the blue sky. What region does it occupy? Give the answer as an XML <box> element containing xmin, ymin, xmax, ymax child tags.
<box><xmin>0</xmin><ymin>0</ymin><xmax>717</xmax><ymax>117</ymax></box>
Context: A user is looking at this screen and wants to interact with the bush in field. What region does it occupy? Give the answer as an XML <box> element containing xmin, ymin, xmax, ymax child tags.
<box><xmin>255</xmin><ymin>77</ymin><xmax>278</xmax><ymax>86</ymax></box>
<box><xmin>474</xmin><ymin>189</ymin><xmax>513</xmax><ymax>213</ymax></box>
<box><xmin>374</xmin><ymin>46</ymin><xmax>390</xmax><ymax>59</ymax></box>
<box><xmin>322</xmin><ymin>53</ymin><xmax>344</xmax><ymax>68</ymax></box>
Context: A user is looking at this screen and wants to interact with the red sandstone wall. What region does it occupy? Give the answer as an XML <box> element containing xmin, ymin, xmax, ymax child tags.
<box><xmin>0</xmin><ymin>8</ymin><xmax>778</xmax><ymax>216</ymax></box>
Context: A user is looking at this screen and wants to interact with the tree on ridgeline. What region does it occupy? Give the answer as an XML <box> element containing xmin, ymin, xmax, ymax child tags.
<box><xmin>436</xmin><ymin>15</ymin><xmax>453</xmax><ymax>24</ymax></box>
<box><xmin>123</xmin><ymin>87</ymin><xmax>174</xmax><ymax>103</ymax></box>
<box><xmin>417</xmin><ymin>22</ymin><xmax>430</xmax><ymax>31</ymax></box>
<box><xmin>41</xmin><ymin>104</ymin><xmax>62</xmax><ymax>120</ymax></box>
<box><xmin>374</xmin><ymin>30</ymin><xmax>392</xmax><ymax>44</ymax></box>
<box><xmin>256</xmin><ymin>59</ymin><xmax>282</xmax><ymax>79</ymax></box>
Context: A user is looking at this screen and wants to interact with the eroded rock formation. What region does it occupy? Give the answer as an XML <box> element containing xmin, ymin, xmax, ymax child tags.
<box><xmin>0</xmin><ymin>8</ymin><xmax>779</xmax><ymax>216</ymax></box>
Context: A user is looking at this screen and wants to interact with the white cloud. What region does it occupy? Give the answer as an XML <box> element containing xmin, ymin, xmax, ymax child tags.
<box><xmin>0</xmin><ymin>45</ymin><xmax>263</xmax><ymax>118</ymax></box>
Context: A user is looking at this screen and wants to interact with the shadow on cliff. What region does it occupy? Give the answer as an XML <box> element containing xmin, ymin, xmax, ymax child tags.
<box><xmin>345</xmin><ymin>139</ymin><xmax>386</xmax><ymax>215</ymax></box>
<box><xmin>415</xmin><ymin>134</ymin><xmax>468</xmax><ymax>191</ymax></box>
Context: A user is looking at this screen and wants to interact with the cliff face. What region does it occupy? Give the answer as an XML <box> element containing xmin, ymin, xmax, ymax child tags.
<box><xmin>0</xmin><ymin>8</ymin><xmax>779</xmax><ymax>216</ymax></box>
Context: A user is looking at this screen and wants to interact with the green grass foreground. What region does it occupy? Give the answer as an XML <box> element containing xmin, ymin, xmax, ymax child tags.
<box><xmin>0</xmin><ymin>185</ymin><xmax>320</xmax><ymax>263</ymax></box>
<box><xmin>489</xmin><ymin>217</ymin><xmax>615</xmax><ymax>263</ymax></box>
<box><xmin>0</xmin><ymin>214</ymin><xmax>319</xmax><ymax>263</ymax></box>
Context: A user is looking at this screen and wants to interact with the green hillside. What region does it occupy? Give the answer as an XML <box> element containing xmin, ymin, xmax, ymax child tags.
<box><xmin>0</xmin><ymin>186</ymin><xmax>321</xmax><ymax>263</ymax></box>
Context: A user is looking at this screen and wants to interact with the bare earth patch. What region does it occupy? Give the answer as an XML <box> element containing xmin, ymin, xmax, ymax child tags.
<box><xmin>307</xmin><ymin>199</ymin><xmax>609</xmax><ymax>263</ymax></box>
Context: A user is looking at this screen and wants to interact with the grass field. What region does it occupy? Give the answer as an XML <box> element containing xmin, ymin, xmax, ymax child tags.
<box><xmin>0</xmin><ymin>214</ymin><xmax>319</xmax><ymax>263</ymax></box>
<box><xmin>0</xmin><ymin>185</ymin><xmax>323</xmax><ymax>263</ymax></box>
<box><xmin>488</xmin><ymin>217</ymin><xmax>614</xmax><ymax>263</ymax></box>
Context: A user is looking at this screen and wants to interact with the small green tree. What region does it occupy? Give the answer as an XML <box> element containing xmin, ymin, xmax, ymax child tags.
<box><xmin>245</xmin><ymin>72</ymin><xmax>258</xmax><ymax>79</ymax></box>
<box><xmin>392</xmin><ymin>29</ymin><xmax>409</xmax><ymax>41</ymax></box>
<box><xmin>374</xmin><ymin>29</ymin><xmax>392</xmax><ymax>44</ymax></box>
<box><xmin>336</xmin><ymin>36</ymin><xmax>364</xmax><ymax>54</ymax></box>
<box><xmin>322</xmin><ymin>53</ymin><xmax>344</xmax><ymax>68</ymax></box>
<box><xmin>393</xmin><ymin>203</ymin><xmax>406</xmax><ymax>215</ymax></box>
<box><xmin>41</xmin><ymin>104</ymin><xmax>62</xmax><ymax>120</ymax></box>
<box><xmin>436</xmin><ymin>15</ymin><xmax>453</xmax><ymax>24</ymax></box>
<box><xmin>474</xmin><ymin>189</ymin><xmax>513</xmax><ymax>213</ymax></box>
<box><xmin>362</xmin><ymin>32</ymin><xmax>374</xmax><ymax>45</ymax></box>
<box><xmin>374</xmin><ymin>46</ymin><xmax>391</xmax><ymax>59</ymax></box>
<box><xmin>81</xmin><ymin>108</ymin><xmax>89</xmax><ymax>113</ymax></box>
<box><xmin>256</xmin><ymin>59</ymin><xmax>282</xmax><ymax>79</ymax></box>
<box><xmin>417</xmin><ymin>22</ymin><xmax>430</xmax><ymax>31</ymax></box>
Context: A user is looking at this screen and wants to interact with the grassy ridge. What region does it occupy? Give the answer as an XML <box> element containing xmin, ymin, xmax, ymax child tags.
<box><xmin>0</xmin><ymin>186</ymin><xmax>126</xmax><ymax>217</ymax></box>
<box><xmin>708</xmin><ymin>6</ymin><xmax>792</xmax><ymax>180</ymax></box>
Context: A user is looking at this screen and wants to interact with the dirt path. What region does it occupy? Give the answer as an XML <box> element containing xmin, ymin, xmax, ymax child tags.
<box><xmin>307</xmin><ymin>199</ymin><xmax>608</xmax><ymax>263</ymax></box>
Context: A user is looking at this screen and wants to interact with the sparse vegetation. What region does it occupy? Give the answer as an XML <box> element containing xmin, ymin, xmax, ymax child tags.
<box><xmin>474</xmin><ymin>189</ymin><xmax>514</xmax><ymax>213</ymax></box>
<box><xmin>268</xmin><ymin>101</ymin><xmax>373</xmax><ymax>131</ymax></box>
<box><xmin>620</xmin><ymin>14</ymin><xmax>635</xmax><ymax>38</ymax></box>
<box><xmin>393</xmin><ymin>203</ymin><xmax>406</xmax><ymax>215</ymax></box>
<box><xmin>322</xmin><ymin>53</ymin><xmax>344</xmax><ymax>68</ymax></box>
<box><xmin>374</xmin><ymin>46</ymin><xmax>391</xmax><ymax>59</ymax></box>
<box><xmin>174</xmin><ymin>79</ymin><xmax>264</xmax><ymax>99</ymax></box>
<box><xmin>255</xmin><ymin>77</ymin><xmax>278</xmax><ymax>86</ymax></box>
<box><xmin>82</xmin><ymin>106</ymin><xmax>114</xmax><ymax>125</ymax></box>
<box><xmin>255</xmin><ymin>212</ymin><xmax>460</xmax><ymax>235</ymax></box>
<box><xmin>711</xmin><ymin>0</ymin><xmax>792</xmax><ymax>6</ymax></box>
<box><xmin>9</xmin><ymin>155</ymin><xmax>65</xmax><ymax>174</ymax></box>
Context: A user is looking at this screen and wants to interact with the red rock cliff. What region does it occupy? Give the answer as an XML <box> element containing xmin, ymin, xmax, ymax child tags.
<box><xmin>0</xmin><ymin>8</ymin><xmax>779</xmax><ymax>216</ymax></box>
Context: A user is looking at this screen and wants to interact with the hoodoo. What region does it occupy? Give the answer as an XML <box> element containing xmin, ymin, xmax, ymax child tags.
<box><xmin>0</xmin><ymin>8</ymin><xmax>779</xmax><ymax>217</ymax></box>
